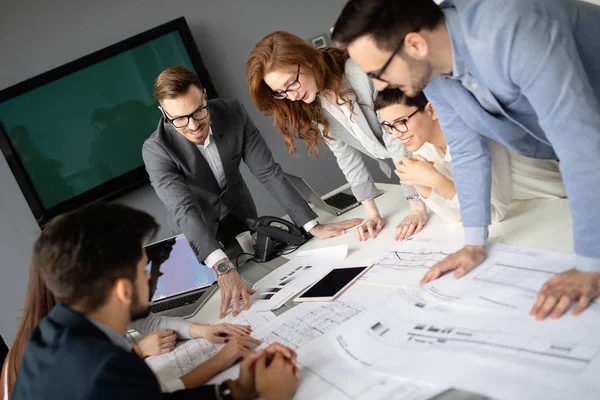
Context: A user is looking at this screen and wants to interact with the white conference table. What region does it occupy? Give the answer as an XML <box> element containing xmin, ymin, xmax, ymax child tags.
<box><xmin>189</xmin><ymin>182</ymin><xmax>574</xmax><ymax>325</ymax></box>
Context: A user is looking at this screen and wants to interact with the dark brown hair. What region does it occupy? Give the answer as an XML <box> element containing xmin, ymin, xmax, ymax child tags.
<box><xmin>246</xmin><ymin>31</ymin><xmax>358</xmax><ymax>157</ymax></box>
<box><xmin>374</xmin><ymin>88</ymin><xmax>429</xmax><ymax>112</ymax></box>
<box><xmin>0</xmin><ymin>267</ymin><xmax>55</xmax><ymax>399</ymax></box>
<box><xmin>35</xmin><ymin>203</ymin><xmax>158</xmax><ymax>313</ymax></box>
<box><xmin>153</xmin><ymin>66</ymin><xmax>204</xmax><ymax>102</ymax></box>
<box><xmin>331</xmin><ymin>0</ymin><xmax>444</xmax><ymax>52</ymax></box>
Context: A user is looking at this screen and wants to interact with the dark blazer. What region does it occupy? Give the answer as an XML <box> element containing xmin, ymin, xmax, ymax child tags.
<box><xmin>12</xmin><ymin>304</ymin><xmax>217</xmax><ymax>400</ymax></box>
<box><xmin>142</xmin><ymin>99</ymin><xmax>317</xmax><ymax>262</ymax></box>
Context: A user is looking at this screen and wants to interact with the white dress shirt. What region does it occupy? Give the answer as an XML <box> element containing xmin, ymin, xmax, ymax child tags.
<box><xmin>198</xmin><ymin>128</ymin><xmax>318</xmax><ymax>269</ymax></box>
<box><xmin>320</xmin><ymin>97</ymin><xmax>391</xmax><ymax>161</ymax></box>
<box><xmin>415</xmin><ymin>140</ymin><xmax>566</xmax><ymax>223</ymax></box>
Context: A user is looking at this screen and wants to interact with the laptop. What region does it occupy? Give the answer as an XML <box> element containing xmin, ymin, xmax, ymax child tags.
<box><xmin>145</xmin><ymin>234</ymin><xmax>218</xmax><ymax>318</ymax></box>
<box><xmin>285</xmin><ymin>173</ymin><xmax>384</xmax><ymax>216</ymax></box>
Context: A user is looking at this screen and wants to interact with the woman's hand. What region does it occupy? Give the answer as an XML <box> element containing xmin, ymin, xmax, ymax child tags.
<box><xmin>135</xmin><ymin>330</ymin><xmax>178</xmax><ymax>358</ymax></box>
<box><xmin>395</xmin><ymin>155</ymin><xmax>439</xmax><ymax>188</ymax></box>
<box><xmin>211</xmin><ymin>335</ymin><xmax>262</xmax><ymax>371</ymax></box>
<box><xmin>190</xmin><ymin>323</ymin><xmax>252</xmax><ymax>343</ymax></box>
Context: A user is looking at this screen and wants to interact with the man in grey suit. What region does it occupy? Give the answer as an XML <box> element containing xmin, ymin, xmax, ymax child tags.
<box><xmin>143</xmin><ymin>66</ymin><xmax>361</xmax><ymax>318</ymax></box>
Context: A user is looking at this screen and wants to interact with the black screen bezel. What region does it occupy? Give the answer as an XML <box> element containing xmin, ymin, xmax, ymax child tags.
<box><xmin>0</xmin><ymin>16</ymin><xmax>218</xmax><ymax>227</ymax></box>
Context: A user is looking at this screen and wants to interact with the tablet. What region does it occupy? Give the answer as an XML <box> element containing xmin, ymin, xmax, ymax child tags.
<box><xmin>294</xmin><ymin>265</ymin><xmax>373</xmax><ymax>302</ymax></box>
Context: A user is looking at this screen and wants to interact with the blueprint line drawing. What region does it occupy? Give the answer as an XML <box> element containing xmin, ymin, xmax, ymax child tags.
<box><xmin>255</xmin><ymin>301</ymin><xmax>363</xmax><ymax>350</ymax></box>
<box><xmin>359</xmin><ymin>239</ymin><xmax>463</xmax><ymax>288</ymax></box>
<box><xmin>359</xmin><ymin>294</ymin><xmax>600</xmax><ymax>375</ymax></box>
<box><xmin>377</xmin><ymin>250</ymin><xmax>450</xmax><ymax>271</ymax></box>
<box><xmin>471</xmin><ymin>263</ymin><xmax>556</xmax><ymax>292</ymax></box>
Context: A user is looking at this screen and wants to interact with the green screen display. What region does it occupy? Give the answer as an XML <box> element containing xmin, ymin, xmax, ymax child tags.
<box><xmin>0</xmin><ymin>31</ymin><xmax>196</xmax><ymax>209</ymax></box>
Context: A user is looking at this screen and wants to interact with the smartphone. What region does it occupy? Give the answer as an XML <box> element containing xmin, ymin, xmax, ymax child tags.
<box><xmin>294</xmin><ymin>265</ymin><xmax>373</xmax><ymax>302</ymax></box>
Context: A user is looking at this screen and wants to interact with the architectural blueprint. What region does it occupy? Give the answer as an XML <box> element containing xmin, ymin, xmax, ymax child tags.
<box><xmin>331</xmin><ymin>290</ymin><xmax>600</xmax><ymax>400</ymax></box>
<box><xmin>145</xmin><ymin>311</ymin><xmax>276</xmax><ymax>384</ymax></box>
<box><xmin>359</xmin><ymin>239</ymin><xmax>462</xmax><ymax>288</ymax></box>
<box><xmin>421</xmin><ymin>244</ymin><xmax>600</xmax><ymax>319</ymax></box>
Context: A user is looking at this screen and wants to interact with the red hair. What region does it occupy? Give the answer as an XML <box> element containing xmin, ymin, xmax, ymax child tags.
<box><xmin>246</xmin><ymin>31</ymin><xmax>357</xmax><ymax>156</ymax></box>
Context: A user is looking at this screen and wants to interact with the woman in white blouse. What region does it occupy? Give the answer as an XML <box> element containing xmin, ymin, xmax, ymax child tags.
<box><xmin>374</xmin><ymin>89</ymin><xmax>566</xmax><ymax>223</ymax></box>
<box><xmin>246</xmin><ymin>31</ymin><xmax>429</xmax><ymax>241</ymax></box>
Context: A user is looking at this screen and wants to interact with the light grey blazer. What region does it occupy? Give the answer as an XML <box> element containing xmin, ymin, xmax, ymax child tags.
<box><xmin>320</xmin><ymin>59</ymin><xmax>412</xmax><ymax>201</ymax></box>
<box><xmin>142</xmin><ymin>99</ymin><xmax>317</xmax><ymax>262</ymax></box>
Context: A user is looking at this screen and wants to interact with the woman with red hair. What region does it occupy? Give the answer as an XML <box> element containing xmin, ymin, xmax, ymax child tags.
<box><xmin>246</xmin><ymin>31</ymin><xmax>429</xmax><ymax>241</ymax></box>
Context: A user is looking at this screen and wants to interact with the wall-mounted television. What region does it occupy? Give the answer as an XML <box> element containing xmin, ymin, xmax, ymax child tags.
<box><xmin>0</xmin><ymin>17</ymin><xmax>217</xmax><ymax>226</ymax></box>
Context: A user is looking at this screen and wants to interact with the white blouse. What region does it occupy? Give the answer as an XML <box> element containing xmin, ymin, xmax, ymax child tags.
<box><xmin>319</xmin><ymin>97</ymin><xmax>390</xmax><ymax>160</ymax></box>
<box><xmin>415</xmin><ymin>139</ymin><xmax>566</xmax><ymax>223</ymax></box>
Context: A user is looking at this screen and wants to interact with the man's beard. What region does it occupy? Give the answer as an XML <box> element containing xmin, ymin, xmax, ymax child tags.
<box><xmin>393</xmin><ymin>55</ymin><xmax>433</xmax><ymax>97</ymax></box>
<box><xmin>130</xmin><ymin>288</ymin><xmax>151</xmax><ymax>321</ymax></box>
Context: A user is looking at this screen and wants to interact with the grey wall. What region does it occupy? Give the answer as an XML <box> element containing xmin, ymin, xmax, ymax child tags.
<box><xmin>0</xmin><ymin>0</ymin><xmax>398</xmax><ymax>344</ymax></box>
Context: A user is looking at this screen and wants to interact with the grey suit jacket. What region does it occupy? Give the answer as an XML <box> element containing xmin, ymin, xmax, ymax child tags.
<box><xmin>142</xmin><ymin>98</ymin><xmax>317</xmax><ymax>262</ymax></box>
<box><xmin>321</xmin><ymin>59</ymin><xmax>413</xmax><ymax>201</ymax></box>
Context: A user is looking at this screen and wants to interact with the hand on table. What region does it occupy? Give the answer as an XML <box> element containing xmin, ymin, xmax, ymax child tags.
<box><xmin>217</xmin><ymin>266</ymin><xmax>256</xmax><ymax>319</ymax></box>
<box><xmin>227</xmin><ymin>342</ymin><xmax>298</xmax><ymax>400</ymax></box>
<box><xmin>136</xmin><ymin>329</ymin><xmax>178</xmax><ymax>357</ymax></box>
<box><xmin>394</xmin><ymin>209</ymin><xmax>429</xmax><ymax>241</ymax></box>
<box><xmin>191</xmin><ymin>323</ymin><xmax>252</xmax><ymax>343</ymax></box>
<box><xmin>356</xmin><ymin>215</ymin><xmax>384</xmax><ymax>242</ymax></box>
<box><xmin>420</xmin><ymin>245</ymin><xmax>486</xmax><ymax>284</ymax></box>
<box><xmin>529</xmin><ymin>269</ymin><xmax>600</xmax><ymax>321</ymax></box>
<box><xmin>211</xmin><ymin>335</ymin><xmax>262</xmax><ymax>371</ymax></box>
<box><xmin>309</xmin><ymin>218</ymin><xmax>363</xmax><ymax>239</ymax></box>
<box><xmin>254</xmin><ymin>351</ymin><xmax>300</xmax><ymax>400</ymax></box>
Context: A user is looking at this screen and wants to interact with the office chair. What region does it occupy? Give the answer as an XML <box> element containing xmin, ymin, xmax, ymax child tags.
<box><xmin>0</xmin><ymin>335</ymin><xmax>8</xmax><ymax>366</ymax></box>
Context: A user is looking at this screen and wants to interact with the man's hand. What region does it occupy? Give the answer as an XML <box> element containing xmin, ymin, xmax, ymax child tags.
<box><xmin>395</xmin><ymin>209</ymin><xmax>428</xmax><ymax>241</ymax></box>
<box><xmin>135</xmin><ymin>330</ymin><xmax>177</xmax><ymax>358</ymax></box>
<box><xmin>227</xmin><ymin>349</ymin><xmax>264</xmax><ymax>400</ymax></box>
<box><xmin>254</xmin><ymin>352</ymin><xmax>300</xmax><ymax>400</ymax></box>
<box><xmin>356</xmin><ymin>215</ymin><xmax>384</xmax><ymax>242</ymax></box>
<box><xmin>263</xmin><ymin>342</ymin><xmax>298</xmax><ymax>367</ymax></box>
<box><xmin>309</xmin><ymin>218</ymin><xmax>363</xmax><ymax>239</ymax></box>
<box><xmin>228</xmin><ymin>342</ymin><xmax>298</xmax><ymax>400</ymax></box>
<box><xmin>395</xmin><ymin>155</ymin><xmax>439</xmax><ymax>188</ymax></box>
<box><xmin>190</xmin><ymin>323</ymin><xmax>252</xmax><ymax>343</ymax></box>
<box><xmin>529</xmin><ymin>269</ymin><xmax>600</xmax><ymax>321</ymax></box>
<box><xmin>215</xmin><ymin>260</ymin><xmax>256</xmax><ymax>319</ymax></box>
<box><xmin>420</xmin><ymin>245</ymin><xmax>486</xmax><ymax>284</ymax></box>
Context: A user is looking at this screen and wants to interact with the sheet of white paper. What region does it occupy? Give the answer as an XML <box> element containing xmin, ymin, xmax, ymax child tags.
<box><xmin>294</xmin><ymin>333</ymin><xmax>441</xmax><ymax>400</ymax></box>
<box><xmin>359</xmin><ymin>239</ymin><xmax>463</xmax><ymax>288</ymax></box>
<box><xmin>145</xmin><ymin>336</ymin><xmax>220</xmax><ymax>384</ymax></box>
<box><xmin>249</xmin><ymin>245</ymin><xmax>348</xmax><ymax>311</ymax></box>
<box><xmin>222</xmin><ymin>310</ymin><xmax>277</xmax><ymax>330</ymax></box>
<box><xmin>331</xmin><ymin>289</ymin><xmax>600</xmax><ymax>400</ymax></box>
<box><xmin>145</xmin><ymin>311</ymin><xmax>276</xmax><ymax>384</ymax></box>
<box><xmin>296</xmin><ymin>244</ymin><xmax>348</xmax><ymax>259</ymax></box>
<box><xmin>208</xmin><ymin>285</ymin><xmax>386</xmax><ymax>385</ymax></box>
<box><xmin>421</xmin><ymin>244</ymin><xmax>600</xmax><ymax>319</ymax></box>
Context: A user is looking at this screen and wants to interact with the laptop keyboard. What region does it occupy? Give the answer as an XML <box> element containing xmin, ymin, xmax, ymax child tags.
<box><xmin>324</xmin><ymin>192</ymin><xmax>358</xmax><ymax>210</ymax></box>
<box><xmin>150</xmin><ymin>290</ymin><xmax>205</xmax><ymax>313</ymax></box>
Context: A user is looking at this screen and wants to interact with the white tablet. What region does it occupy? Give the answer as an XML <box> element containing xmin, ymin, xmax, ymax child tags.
<box><xmin>294</xmin><ymin>265</ymin><xmax>373</xmax><ymax>303</ymax></box>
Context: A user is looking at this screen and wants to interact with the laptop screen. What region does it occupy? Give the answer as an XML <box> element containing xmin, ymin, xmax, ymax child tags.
<box><xmin>144</xmin><ymin>234</ymin><xmax>217</xmax><ymax>302</ymax></box>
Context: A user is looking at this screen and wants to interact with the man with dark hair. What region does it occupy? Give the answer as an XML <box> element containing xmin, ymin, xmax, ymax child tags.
<box><xmin>12</xmin><ymin>204</ymin><xmax>300</xmax><ymax>400</ymax></box>
<box><xmin>143</xmin><ymin>66</ymin><xmax>361</xmax><ymax>319</ymax></box>
<box><xmin>332</xmin><ymin>0</ymin><xmax>600</xmax><ymax>320</ymax></box>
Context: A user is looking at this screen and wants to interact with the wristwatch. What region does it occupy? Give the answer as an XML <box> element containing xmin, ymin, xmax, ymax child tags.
<box><xmin>216</xmin><ymin>380</ymin><xmax>234</xmax><ymax>400</ymax></box>
<box><xmin>406</xmin><ymin>195</ymin><xmax>421</xmax><ymax>201</ymax></box>
<box><xmin>214</xmin><ymin>261</ymin><xmax>236</xmax><ymax>276</ymax></box>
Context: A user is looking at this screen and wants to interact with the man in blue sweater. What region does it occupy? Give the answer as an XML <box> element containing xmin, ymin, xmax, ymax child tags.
<box><xmin>332</xmin><ymin>0</ymin><xmax>600</xmax><ymax>320</ymax></box>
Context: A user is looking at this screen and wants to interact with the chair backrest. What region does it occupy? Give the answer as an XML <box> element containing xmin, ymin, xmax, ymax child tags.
<box><xmin>0</xmin><ymin>335</ymin><xmax>7</xmax><ymax>366</ymax></box>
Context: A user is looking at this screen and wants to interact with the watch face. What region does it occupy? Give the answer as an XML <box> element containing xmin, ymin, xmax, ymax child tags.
<box><xmin>217</xmin><ymin>263</ymin><xmax>230</xmax><ymax>274</ymax></box>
